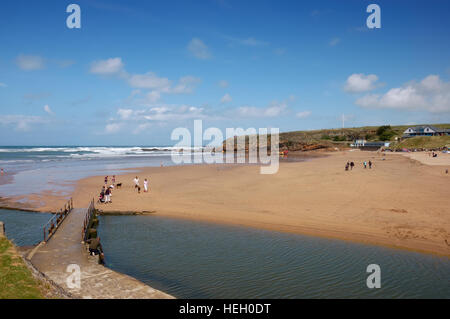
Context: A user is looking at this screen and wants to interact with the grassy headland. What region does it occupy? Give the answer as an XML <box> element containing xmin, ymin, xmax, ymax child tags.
<box><xmin>390</xmin><ymin>135</ymin><xmax>450</xmax><ymax>150</ymax></box>
<box><xmin>0</xmin><ymin>237</ymin><xmax>44</xmax><ymax>299</ymax></box>
<box><xmin>223</xmin><ymin>124</ymin><xmax>450</xmax><ymax>151</ymax></box>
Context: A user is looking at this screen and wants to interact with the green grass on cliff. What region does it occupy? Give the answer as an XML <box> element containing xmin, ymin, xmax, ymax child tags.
<box><xmin>390</xmin><ymin>136</ymin><xmax>450</xmax><ymax>150</ymax></box>
<box><xmin>0</xmin><ymin>237</ymin><xmax>44</xmax><ymax>299</ymax></box>
<box><xmin>280</xmin><ymin>124</ymin><xmax>450</xmax><ymax>143</ymax></box>
<box><xmin>223</xmin><ymin>124</ymin><xmax>450</xmax><ymax>151</ymax></box>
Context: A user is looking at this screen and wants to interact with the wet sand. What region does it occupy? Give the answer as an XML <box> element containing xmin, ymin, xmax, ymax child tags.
<box><xmin>3</xmin><ymin>150</ymin><xmax>450</xmax><ymax>257</ymax></box>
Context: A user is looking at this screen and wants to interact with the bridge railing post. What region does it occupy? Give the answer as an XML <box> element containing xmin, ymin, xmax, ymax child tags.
<box><xmin>42</xmin><ymin>198</ymin><xmax>75</xmax><ymax>242</ymax></box>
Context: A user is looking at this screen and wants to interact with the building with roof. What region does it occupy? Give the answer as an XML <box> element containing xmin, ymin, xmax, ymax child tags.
<box><xmin>403</xmin><ymin>125</ymin><xmax>450</xmax><ymax>138</ymax></box>
<box><xmin>351</xmin><ymin>140</ymin><xmax>390</xmax><ymax>150</ymax></box>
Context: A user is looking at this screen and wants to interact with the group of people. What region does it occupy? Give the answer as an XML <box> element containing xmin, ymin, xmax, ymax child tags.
<box><xmin>98</xmin><ymin>174</ymin><xmax>150</xmax><ymax>203</ymax></box>
<box><xmin>363</xmin><ymin>160</ymin><xmax>373</xmax><ymax>169</ymax></box>
<box><xmin>133</xmin><ymin>176</ymin><xmax>149</xmax><ymax>194</ymax></box>
<box><xmin>345</xmin><ymin>160</ymin><xmax>372</xmax><ymax>171</ymax></box>
<box><xmin>345</xmin><ymin>161</ymin><xmax>355</xmax><ymax>171</ymax></box>
<box><xmin>99</xmin><ymin>175</ymin><xmax>116</xmax><ymax>204</ymax></box>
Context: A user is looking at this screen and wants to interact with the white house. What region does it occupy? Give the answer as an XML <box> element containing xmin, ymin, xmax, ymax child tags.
<box><xmin>403</xmin><ymin>125</ymin><xmax>450</xmax><ymax>137</ymax></box>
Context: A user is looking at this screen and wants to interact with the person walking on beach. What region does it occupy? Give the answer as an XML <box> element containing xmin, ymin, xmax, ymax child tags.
<box><xmin>112</xmin><ymin>175</ymin><xmax>116</xmax><ymax>185</ymax></box>
<box><xmin>99</xmin><ymin>186</ymin><xmax>106</xmax><ymax>203</ymax></box>
<box><xmin>0</xmin><ymin>168</ymin><xmax>3</xmax><ymax>176</ymax></box>
<box><xmin>369</xmin><ymin>160</ymin><xmax>372</xmax><ymax>169</ymax></box>
<box><xmin>104</xmin><ymin>176</ymin><xmax>108</xmax><ymax>185</ymax></box>
<box><xmin>345</xmin><ymin>162</ymin><xmax>349</xmax><ymax>171</ymax></box>
<box><xmin>363</xmin><ymin>161</ymin><xmax>367</xmax><ymax>169</ymax></box>
<box><xmin>350</xmin><ymin>162</ymin><xmax>354</xmax><ymax>170</ymax></box>
<box><xmin>144</xmin><ymin>178</ymin><xmax>149</xmax><ymax>192</ymax></box>
<box><xmin>133</xmin><ymin>176</ymin><xmax>141</xmax><ymax>193</ymax></box>
<box><xmin>104</xmin><ymin>187</ymin><xmax>111</xmax><ymax>203</ymax></box>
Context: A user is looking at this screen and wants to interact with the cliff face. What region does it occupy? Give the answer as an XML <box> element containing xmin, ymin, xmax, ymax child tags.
<box><xmin>221</xmin><ymin>134</ymin><xmax>340</xmax><ymax>152</ymax></box>
<box><xmin>220</xmin><ymin>124</ymin><xmax>450</xmax><ymax>153</ymax></box>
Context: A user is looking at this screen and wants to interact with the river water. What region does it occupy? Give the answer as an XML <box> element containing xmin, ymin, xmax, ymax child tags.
<box><xmin>97</xmin><ymin>215</ymin><xmax>450</xmax><ymax>299</ymax></box>
<box><xmin>0</xmin><ymin>209</ymin><xmax>52</xmax><ymax>246</ymax></box>
<box><xmin>1</xmin><ymin>209</ymin><xmax>449</xmax><ymax>299</ymax></box>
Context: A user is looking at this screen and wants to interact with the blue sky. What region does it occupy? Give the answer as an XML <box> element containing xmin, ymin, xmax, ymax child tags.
<box><xmin>1</xmin><ymin>0</ymin><xmax>450</xmax><ymax>145</ymax></box>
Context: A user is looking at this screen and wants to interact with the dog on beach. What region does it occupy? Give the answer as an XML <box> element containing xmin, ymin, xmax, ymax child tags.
<box><xmin>116</xmin><ymin>183</ymin><xmax>122</xmax><ymax>189</ymax></box>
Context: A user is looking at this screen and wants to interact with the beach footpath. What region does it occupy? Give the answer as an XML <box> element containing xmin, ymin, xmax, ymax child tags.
<box><xmin>28</xmin><ymin>207</ymin><xmax>174</xmax><ymax>299</ymax></box>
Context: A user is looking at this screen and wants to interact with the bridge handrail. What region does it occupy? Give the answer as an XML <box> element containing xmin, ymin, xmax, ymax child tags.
<box><xmin>82</xmin><ymin>199</ymin><xmax>95</xmax><ymax>242</ymax></box>
<box><xmin>43</xmin><ymin>198</ymin><xmax>73</xmax><ymax>242</ymax></box>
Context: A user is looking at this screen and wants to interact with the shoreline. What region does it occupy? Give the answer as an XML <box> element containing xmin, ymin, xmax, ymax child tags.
<box><xmin>1</xmin><ymin>151</ymin><xmax>450</xmax><ymax>258</ymax></box>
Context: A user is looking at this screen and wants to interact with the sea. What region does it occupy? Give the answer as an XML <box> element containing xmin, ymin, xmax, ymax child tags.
<box><xmin>0</xmin><ymin>146</ymin><xmax>188</xmax><ymax>197</ymax></box>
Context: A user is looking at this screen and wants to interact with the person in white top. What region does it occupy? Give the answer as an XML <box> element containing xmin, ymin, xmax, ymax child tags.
<box><xmin>144</xmin><ymin>178</ymin><xmax>149</xmax><ymax>192</ymax></box>
<box><xmin>133</xmin><ymin>176</ymin><xmax>140</xmax><ymax>192</ymax></box>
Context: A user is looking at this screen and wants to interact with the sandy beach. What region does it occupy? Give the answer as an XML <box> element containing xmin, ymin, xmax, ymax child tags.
<box><xmin>59</xmin><ymin>150</ymin><xmax>450</xmax><ymax>257</ymax></box>
<box><xmin>402</xmin><ymin>151</ymin><xmax>450</xmax><ymax>166</ymax></box>
<box><xmin>3</xmin><ymin>150</ymin><xmax>450</xmax><ymax>257</ymax></box>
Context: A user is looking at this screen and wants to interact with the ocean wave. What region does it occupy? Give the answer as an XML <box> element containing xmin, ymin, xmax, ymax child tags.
<box><xmin>0</xmin><ymin>146</ymin><xmax>203</xmax><ymax>154</ymax></box>
<box><xmin>0</xmin><ymin>146</ymin><xmax>205</xmax><ymax>163</ymax></box>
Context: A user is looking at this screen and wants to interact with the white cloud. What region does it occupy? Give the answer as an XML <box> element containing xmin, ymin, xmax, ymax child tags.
<box><xmin>16</xmin><ymin>55</ymin><xmax>45</xmax><ymax>71</ymax></box>
<box><xmin>117</xmin><ymin>108</ymin><xmax>134</xmax><ymax>120</ymax></box>
<box><xmin>104</xmin><ymin>123</ymin><xmax>122</xmax><ymax>134</ymax></box>
<box><xmin>218</xmin><ymin>80</ymin><xmax>229</xmax><ymax>88</ymax></box>
<box><xmin>146</xmin><ymin>91</ymin><xmax>161</xmax><ymax>103</ymax></box>
<box><xmin>43</xmin><ymin>105</ymin><xmax>54</xmax><ymax>115</ymax></box>
<box><xmin>126</xmin><ymin>74</ymin><xmax>200</xmax><ymax>98</ymax></box>
<box><xmin>171</xmin><ymin>76</ymin><xmax>201</xmax><ymax>94</ymax></box>
<box><xmin>113</xmin><ymin>104</ymin><xmax>209</xmax><ymax>125</ymax></box>
<box><xmin>90</xmin><ymin>57</ymin><xmax>124</xmax><ymax>75</ymax></box>
<box><xmin>329</xmin><ymin>37</ymin><xmax>341</xmax><ymax>47</ymax></box>
<box><xmin>355</xmin><ymin>75</ymin><xmax>450</xmax><ymax>113</ymax></box>
<box><xmin>90</xmin><ymin>58</ymin><xmax>201</xmax><ymax>101</ymax></box>
<box><xmin>0</xmin><ymin>115</ymin><xmax>48</xmax><ymax>131</ymax></box>
<box><xmin>237</xmin><ymin>101</ymin><xmax>287</xmax><ymax>118</ymax></box>
<box><xmin>221</xmin><ymin>93</ymin><xmax>232</xmax><ymax>104</ymax></box>
<box><xmin>144</xmin><ymin>105</ymin><xmax>206</xmax><ymax>121</ymax></box>
<box><xmin>0</xmin><ymin>83</ymin><xmax>7</xmax><ymax>88</ymax></box>
<box><xmin>296</xmin><ymin>111</ymin><xmax>311</xmax><ymax>119</ymax></box>
<box><xmin>224</xmin><ymin>36</ymin><xmax>269</xmax><ymax>47</ymax></box>
<box><xmin>187</xmin><ymin>38</ymin><xmax>211</xmax><ymax>59</ymax></box>
<box><xmin>344</xmin><ymin>73</ymin><xmax>379</xmax><ymax>93</ymax></box>
<box><xmin>133</xmin><ymin>123</ymin><xmax>152</xmax><ymax>134</ymax></box>
<box><xmin>127</xmin><ymin>72</ymin><xmax>171</xmax><ymax>90</ymax></box>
